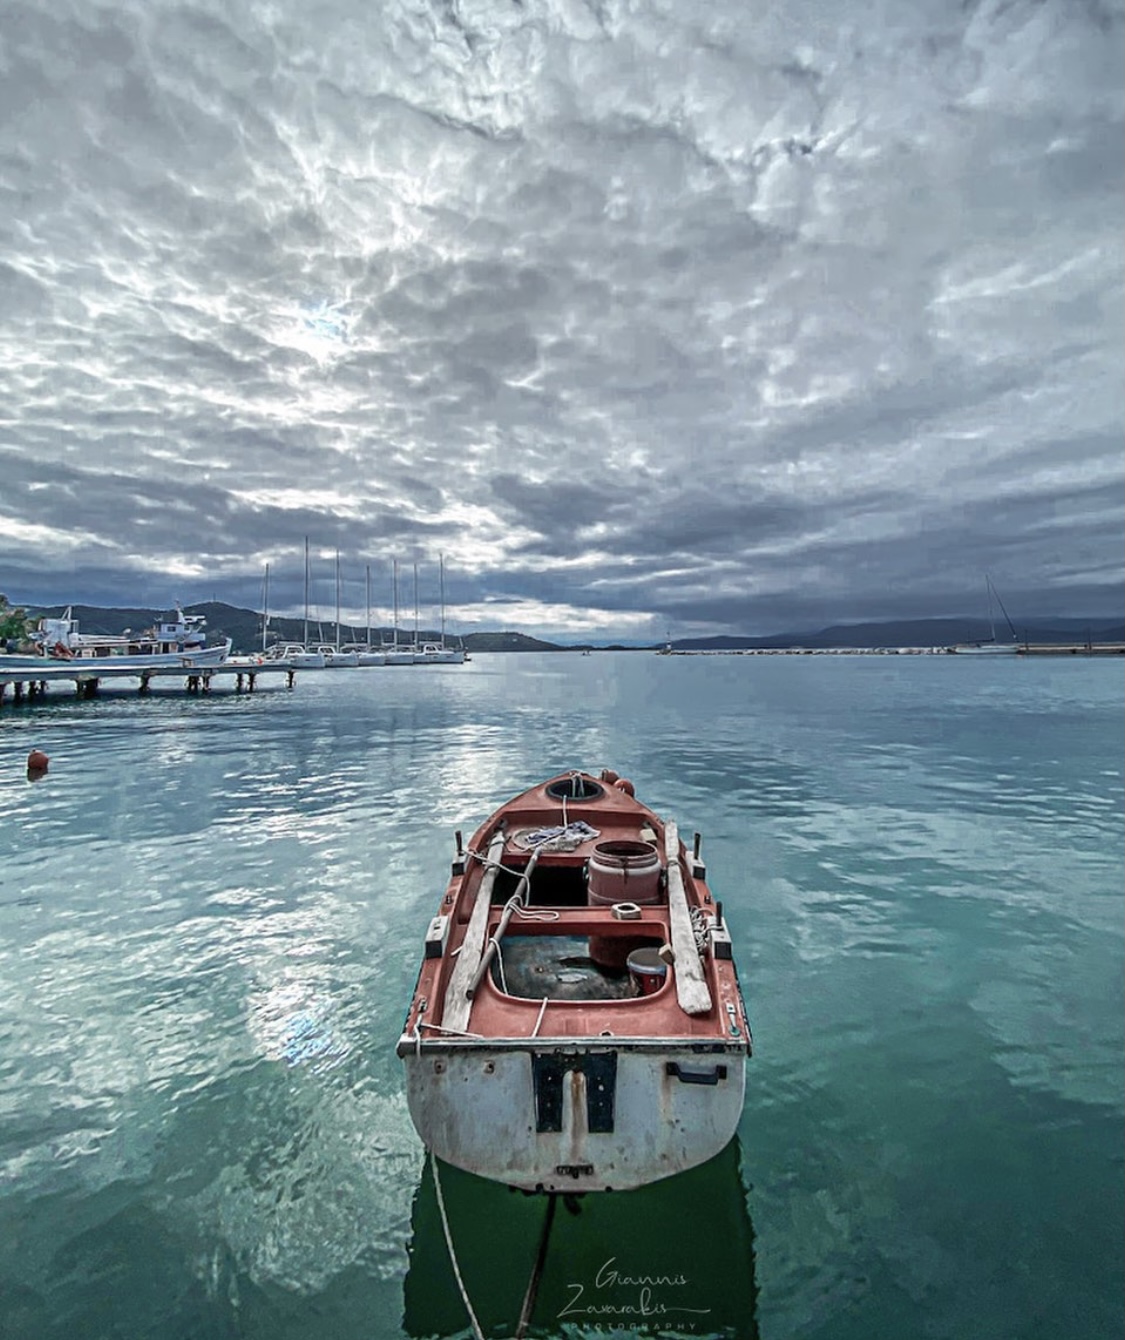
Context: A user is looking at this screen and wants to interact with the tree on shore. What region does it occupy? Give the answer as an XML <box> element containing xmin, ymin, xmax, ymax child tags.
<box><xmin>0</xmin><ymin>594</ymin><xmax>31</xmax><ymax>646</ymax></box>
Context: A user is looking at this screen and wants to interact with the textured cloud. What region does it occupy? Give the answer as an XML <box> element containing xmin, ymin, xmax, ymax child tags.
<box><xmin>1</xmin><ymin>0</ymin><xmax>1122</xmax><ymax>638</ymax></box>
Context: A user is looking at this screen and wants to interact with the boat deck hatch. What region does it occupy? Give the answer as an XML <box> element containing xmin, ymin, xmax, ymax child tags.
<box><xmin>490</xmin><ymin>934</ymin><xmax>658</xmax><ymax>1001</ymax></box>
<box><xmin>492</xmin><ymin>865</ymin><xmax>589</xmax><ymax>907</ymax></box>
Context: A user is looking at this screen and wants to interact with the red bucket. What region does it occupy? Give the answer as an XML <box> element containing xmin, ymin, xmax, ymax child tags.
<box><xmin>626</xmin><ymin>947</ymin><xmax>667</xmax><ymax>996</ymax></box>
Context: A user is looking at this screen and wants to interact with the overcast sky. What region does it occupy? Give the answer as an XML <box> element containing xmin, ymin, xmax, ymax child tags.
<box><xmin>1</xmin><ymin>0</ymin><xmax>1122</xmax><ymax>640</ymax></box>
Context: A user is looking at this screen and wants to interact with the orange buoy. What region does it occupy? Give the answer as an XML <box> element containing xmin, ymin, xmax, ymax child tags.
<box><xmin>27</xmin><ymin>749</ymin><xmax>49</xmax><ymax>776</ymax></box>
<box><xmin>613</xmin><ymin>777</ymin><xmax>635</xmax><ymax>796</ymax></box>
<box><xmin>600</xmin><ymin>769</ymin><xmax>619</xmax><ymax>784</ymax></box>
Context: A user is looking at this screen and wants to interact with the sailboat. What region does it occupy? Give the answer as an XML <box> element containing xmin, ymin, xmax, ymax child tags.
<box><xmin>356</xmin><ymin>565</ymin><xmax>387</xmax><ymax>665</ymax></box>
<box><xmin>275</xmin><ymin>538</ymin><xmax>327</xmax><ymax>668</ymax></box>
<box><xmin>314</xmin><ymin>550</ymin><xmax>359</xmax><ymax>666</ymax></box>
<box><xmin>384</xmin><ymin>559</ymin><xmax>415</xmax><ymax>663</ymax></box>
<box><xmin>407</xmin><ymin>556</ymin><xmax>467</xmax><ymax>665</ymax></box>
<box><xmin>953</xmin><ymin>576</ymin><xmax>1021</xmax><ymax>654</ymax></box>
<box><xmin>271</xmin><ymin>538</ymin><xmax>325</xmax><ymax>670</ymax></box>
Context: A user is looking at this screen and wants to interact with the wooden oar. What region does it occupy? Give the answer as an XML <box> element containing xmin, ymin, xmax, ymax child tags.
<box><xmin>442</xmin><ymin>829</ymin><xmax>506</xmax><ymax>1033</ymax></box>
<box><xmin>664</xmin><ymin>821</ymin><xmax>713</xmax><ymax>1015</ymax></box>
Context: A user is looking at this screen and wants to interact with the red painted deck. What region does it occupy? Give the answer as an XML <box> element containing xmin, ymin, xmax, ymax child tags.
<box><xmin>401</xmin><ymin>772</ymin><xmax>749</xmax><ymax>1048</ymax></box>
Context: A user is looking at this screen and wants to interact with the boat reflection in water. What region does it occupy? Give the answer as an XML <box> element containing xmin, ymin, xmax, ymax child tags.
<box><xmin>403</xmin><ymin>1136</ymin><xmax>758</xmax><ymax>1339</ymax></box>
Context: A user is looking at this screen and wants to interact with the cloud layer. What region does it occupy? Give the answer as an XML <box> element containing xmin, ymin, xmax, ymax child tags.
<box><xmin>2</xmin><ymin>0</ymin><xmax>1122</xmax><ymax>637</ymax></box>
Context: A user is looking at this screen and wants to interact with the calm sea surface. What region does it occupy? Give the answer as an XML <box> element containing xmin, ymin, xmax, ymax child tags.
<box><xmin>1</xmin><ymin>652</ymin><xmax>1122</xmax><ymax>1340</ymax></box>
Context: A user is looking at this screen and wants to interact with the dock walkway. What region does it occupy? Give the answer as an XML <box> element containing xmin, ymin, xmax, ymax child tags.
<box><xmin>0</xmin><ymin>660</ymin><xmax>296</xmax><ymax>704</ymax></box>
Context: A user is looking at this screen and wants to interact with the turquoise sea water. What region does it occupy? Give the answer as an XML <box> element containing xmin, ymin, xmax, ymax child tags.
<box><xmin>1</xmin><ymin>652</ymin><xmax>1122</xmax><ymax>1340</ymax></box>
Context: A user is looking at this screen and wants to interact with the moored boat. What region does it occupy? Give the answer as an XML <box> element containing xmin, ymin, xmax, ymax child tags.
<box><xmin>268</xmin><ymin>643</ymin><xmax>326</xmax><ymax>669</ymax></box>
<box><xmin>952</xmin><ymin>576</ymin><xmax>1021</xmax><ymax>654</ymax></box>
<box><xmin>315</xmin><ymin>643</ymin><xmax>360</xmax><ymax>667</ymax></box>
<box><xmin>411</xmin><ymin>641</ymin><xmax>466</xmax><ymax>664</ymax></box>
<box><xmin>397</xmin><ymin>769</ymin><xmax>751</xmax><ymax>1194</ymax></box>
<box><xmin>4</xmin><ymin>605</ymin><xmax>231</xmax><ymax>670</ymax></box>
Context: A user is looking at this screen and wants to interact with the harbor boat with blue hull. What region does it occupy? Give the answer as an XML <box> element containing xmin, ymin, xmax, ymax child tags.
<box><xmin>398</xmin><ymin>770</ymin><xmax>751</xmax><ymax>1194</ymax></box>
<box><xmin>3</xmin><ymin>605</ymin><xmax>232</xmax><ymax>670</ymax></box>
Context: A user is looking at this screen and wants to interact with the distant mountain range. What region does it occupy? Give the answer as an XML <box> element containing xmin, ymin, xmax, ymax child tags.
<box><xmin>20</xmin><ymin>602</ymin><xmax>1124</xmax><ymax>654</ymax></box>
<box><xmin>21</xmin><ymin>601</ymin><xmax>556</xmax><ymax>655</ymax></box>
<box><xmin>663</xmin><ymin>616</ymin><xmax>1125</xmax><ymax>651</ymax></box>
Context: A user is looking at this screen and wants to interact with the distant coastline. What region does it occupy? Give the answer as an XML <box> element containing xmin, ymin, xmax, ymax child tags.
<box><xmin>15</xmin><ymin>601</ymin><xmax>1125</xmax><ymax>656</ymax></box>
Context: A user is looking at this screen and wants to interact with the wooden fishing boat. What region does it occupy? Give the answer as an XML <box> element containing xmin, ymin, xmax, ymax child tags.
<box><xmin>397</xmin><ymin>770</ymin><xmax>751</xmax><ymax>1194</ymax></box>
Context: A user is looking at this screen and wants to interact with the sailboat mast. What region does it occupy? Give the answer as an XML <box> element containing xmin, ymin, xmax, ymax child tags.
<box><xmin>413</xmin><ymin>562</ymin><xmax>419</xmax><ymax>648</ymax></box>
<box><xmin>303</xmin><ymin>537</ymin><xmax>310</xmax><ymax>648</ymax></box>
<box><xmin>335</xmin><ymin>550</ymin><xmax>342</xmax><ymax>652</ymax></box>
<box><xmin>261</xmin><ymin>562</ymin><xmax>270</xmax><ymax>653</ymax></box>
<box><xmin>393</xmin><ymin>559</ymin><xmax>399</xmax><ymax>651</ymax></box>
<box><xmin>365</xmin><ymin>565</ymin><xmax>372</xmax><ymax>648</ymax></box>
<box><xmin>439</xmin><ymin>554</ymin><xmax>446</xmax><ymax>649</ymax></box>
<box><xmin>991</xmin><ymin>577</ymin><xmax>1019</xmax><ymax>643</ymax></box>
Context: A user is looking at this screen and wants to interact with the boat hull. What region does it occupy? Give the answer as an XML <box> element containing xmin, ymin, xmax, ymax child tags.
<box><xmin>403</xmin><ymin>1039</ymin><xmax>745</xmax><ymax>1193</ymax></box>
<box><xmin>0</xmin><ymin>640</ymin><xmax>231</xmax><ymax>671</ymax></box>
<box><xmin>314</xmin><ymin>647</ymin><xmax>360</xmax><ymax>667</ymax></box>
<box><xmin>398</xmin><ymin>769</ymin><xmax>751</xmax><ymax>1193</ymax></box>
<box><xmin>268</xmin><ymin>645</ymin><xmax>326</xmax><ymax>669</ymax></box>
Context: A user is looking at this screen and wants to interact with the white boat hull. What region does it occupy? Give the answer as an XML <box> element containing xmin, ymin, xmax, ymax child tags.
<box><xmin>314</xmin><ymin>647</ymin><xmax>360</xmax><ymax>667</ymax></box>
<box><xmin>413</xmin><ymin>650</ymin><xmax>465</xmax><ymax>664</ymax></box>
<box><xmin>952</xmin><ymin>643</ymin><xmax>1019</xmax><ymax>654</ymax></box>
<box><xmin>1</xmin><ymin>640</ymin><xmax>232</xmax><ymax>671</ymax></box>
<box><xmin>268</xmin><ymin>645</ymin><xmax>326</xmax><ymax>669</ymax></box>
<box><xmin>401</xmin><ymin>1040</ymin><xmax>746</xmax><ymax>1193</ymax></box>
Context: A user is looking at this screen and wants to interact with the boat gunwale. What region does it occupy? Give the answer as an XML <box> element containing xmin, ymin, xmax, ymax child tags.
<box><xmin>397</xmin><ymin>1035</ymin><xmax>748</xmax><ymax>1057</ymax></box>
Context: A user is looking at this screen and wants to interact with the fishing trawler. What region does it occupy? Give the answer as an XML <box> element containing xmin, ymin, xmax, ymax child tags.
<box><xmin>397</xmin><ymin>770</ymin><xmax>751</xmax><ymax>1193</ymax></box>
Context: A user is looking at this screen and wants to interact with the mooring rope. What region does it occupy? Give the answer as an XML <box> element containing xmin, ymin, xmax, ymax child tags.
<box><xmin>430</xmin><ymin>1147</ymin><xmax>559</xmax><ymax>1340</ymax></box>
<box><xmin>430</xmin><ymin>1148</ymin><xmax>485</xmax><ymax>1340</ymax></box>
<box><xmin>515</xmin><ymin>1192</ymin><xmax>559</xmax><ymax>1339</ymax></box>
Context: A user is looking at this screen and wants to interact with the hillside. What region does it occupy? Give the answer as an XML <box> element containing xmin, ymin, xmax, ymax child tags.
<box><xmin>23</xmin><ymin>602</ymin><xmax>557</xmax><ymax>655</ymax></box>
<box><xmin>20</xmin><ymin>602</ymin><xmax>1123</xmax><ymax>654</ymax></box>
<box><xmin>461</xmin><ymin>630</ymin><xmax>565</xmax><ymax>652</ymax></box>
<box><xmin>667</xmin><ymin>616</ymin><xmax>1124</xmax><ymax>651</ymax></box>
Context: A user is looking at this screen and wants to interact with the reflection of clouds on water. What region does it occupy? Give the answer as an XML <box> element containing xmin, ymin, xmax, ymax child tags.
<box><xmin>246</xmin><ymin>978</ymin><xmax>350</xmax><ymax>1073</ymax></box>
<box><xmin>970</xmin><ymin>965</ymin><xmax>1123</xmax><ymax>1110</ymax></box>
<box><xmin>758</xmin><ymin>778</ymin><xmax>1124</xmax><ymax>1112</ymax></box>
<box><xmin>183</xmin><ymin>1089</ymin><xmax>421</xmax><ymax>1295</ymax></box>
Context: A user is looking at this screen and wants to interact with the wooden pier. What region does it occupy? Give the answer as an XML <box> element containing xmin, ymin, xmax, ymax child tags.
<box><xmin>0</xmin><ymin>660</ymin><xmax>297</xmax><ymax>705</ymax></box>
